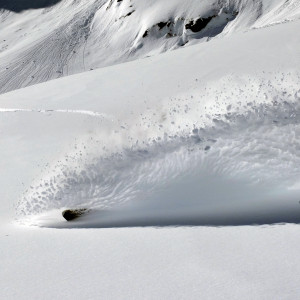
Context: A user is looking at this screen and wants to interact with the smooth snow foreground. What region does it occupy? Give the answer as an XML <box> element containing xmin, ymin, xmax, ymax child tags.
<box><xmin>1</xmin><ymin>6</ymin><xmax>300</xmax><ymax>300</ymax></box>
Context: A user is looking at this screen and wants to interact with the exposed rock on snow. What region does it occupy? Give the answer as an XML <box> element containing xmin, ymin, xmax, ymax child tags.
<box><xmin>62</xmin><ymin>208</ymin><xmax>89</xmax><ymax>221</ymax></box>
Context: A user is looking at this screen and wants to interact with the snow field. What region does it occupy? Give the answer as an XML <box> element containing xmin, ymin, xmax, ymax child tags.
<box><xmin>0</xmin><ymin>2</ymin><xmax>300</xmax><ymax>299</ymax></box>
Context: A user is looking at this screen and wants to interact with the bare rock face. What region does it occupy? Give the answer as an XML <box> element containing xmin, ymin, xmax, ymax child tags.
<box><xmin>62</xmin><ymin>209</ymin><xmax>88</xmax><ymax>221</ymax></box>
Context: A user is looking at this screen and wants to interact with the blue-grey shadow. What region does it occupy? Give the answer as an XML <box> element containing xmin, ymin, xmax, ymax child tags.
<box><xmin>0</xmin><ymin>0</ymin><xmax>62</xmax><ymax>12</ymax></box>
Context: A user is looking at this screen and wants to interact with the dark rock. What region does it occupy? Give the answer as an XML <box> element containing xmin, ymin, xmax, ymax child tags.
<box><xmin>157</xmin><ymin>22</ymin><xmax>167</xmax><ymax>30</ymax></box>
<box><xmin>62</xmin><ymin>208</ymin><xmax>88</xmax><ymax>221</ymax></box>
<box><xmin>125</xmin><ymin>11</ymin><xmax>134</xmax><ymax>17</ymax></box>
<box><xmin>185</xmin><ymin>16</ymin><xmax>215</xmax><ymax>33</ymax></box>
<box><xmin>142</xmin><ymin>30</ymin><xmax>149</xmax><ymax>38</ymax></box>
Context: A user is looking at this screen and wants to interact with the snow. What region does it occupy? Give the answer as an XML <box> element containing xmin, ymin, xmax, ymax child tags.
<box><xmin>1</xmin><ymin>225</ymin><xmax>300</xmax><ymax>299</ymax></box>
<box><xmin>0</xmin><ymin>0</ymin><xmax>300</xmax><ymax>93</ymax></box>
<box><xmin>1</xmin><ymin>0</ymin><xmax>300</xmax><ymax>299</ymax></box>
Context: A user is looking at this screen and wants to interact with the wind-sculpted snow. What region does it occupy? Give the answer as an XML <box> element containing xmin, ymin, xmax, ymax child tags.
<box><xmin>15</xmin><ymin>73</ymin><xmax>300</xmax><ymax>227</ymax></box>
<box><xmin>1</xmin><ymin>0</ymin><xmax>300</xmax><ymax>94</ymax></box>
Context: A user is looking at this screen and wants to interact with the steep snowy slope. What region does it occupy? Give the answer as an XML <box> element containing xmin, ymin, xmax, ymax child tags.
<box><xmin>0</xmin><ymin>0</ymin><xmax>300</xmax><ymax>94</ymax></box>
<box><xmin>1</xmin><ymin>2</ymin><xmax>300</xmax><ymax>299</ymax></box>
<box><xmin>0</xmin><ymin>17</ymin><xmax>300</xmax><ymax>299</ymax></box>
<box><xmin>1</xmin><ymin>19</ymin><xmax>299</xmax><ymax>227</ymax></box>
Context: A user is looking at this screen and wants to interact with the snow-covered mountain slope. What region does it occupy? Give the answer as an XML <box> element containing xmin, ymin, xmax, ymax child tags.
<box><xmin>1</xmin><ymin>17</ymin><xmax>300</xmax><ymax>299</ymax></box>
<box><xmin>1</xmin><ymin>3</ymin><xmax>300</xmax><ymax>299</ymax></box>
<box><xmin>0</xmin><ymin>0</ymin><xmax>300</xmax><ymax>94</ymax></box>
<box><xmin>1</xmin><ymin>18</ymin><xmax>299</xmax><ymax>227</ymax></box>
